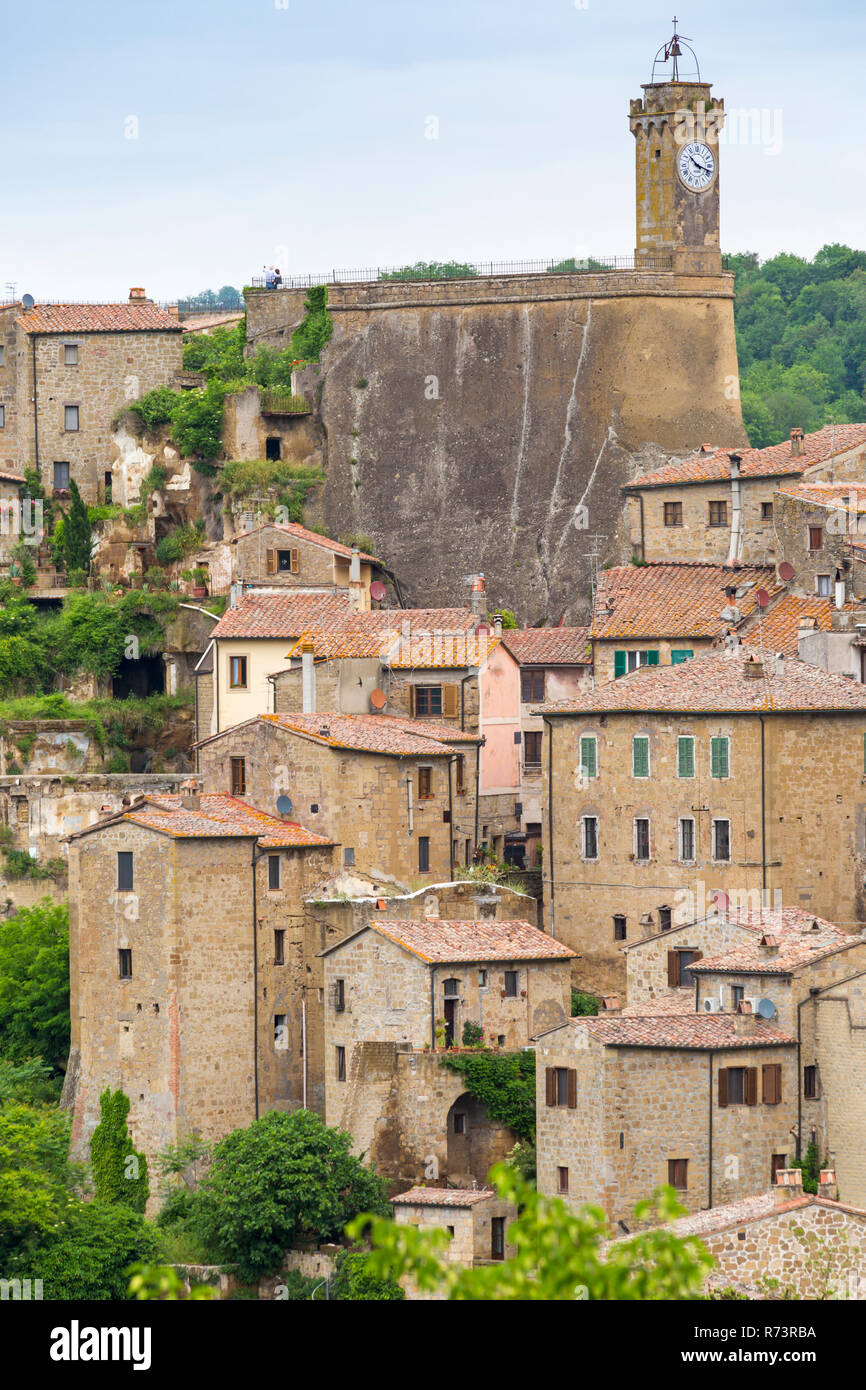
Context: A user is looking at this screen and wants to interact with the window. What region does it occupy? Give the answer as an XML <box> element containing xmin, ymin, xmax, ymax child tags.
<box><xmin>804</xmin><ymin>1065</ymin><xmax>819</xmax><ymax>1099</ymax></box>
<box><xmin>0</xmin><ymin>345</ymin><xmax>4</xmax><ymax>365</ymax></box>
<box><xmin>0</xmin><ymin>405</ymin><xmax>4</xmax><ymax>428</ymax></box>
<box><xmin>546</xmin><ymin>1066</ymin><xmax>577</xmax><ymax>1108</ymax></box>
<box><xmin>761</xmin><ymin>501</ymin><xmax>773</xmax><ymax>520</ymax></box>
<box><xmin>632</xmin><ymin>736</ymin><xmax>650</xmax><ymax>778</ymax></box>
<box><xmin>118</xmin><ymin>948</ymin><xmax>132</xmax><ymax>980</ymax></box>
<box><xmin>677</xmin><ymin>736</ymin><xmax>694</xmax><ymax>778</ymax></box>
<box><xmin>230</xmin><ymin>757</ymin><xmax>246</xmax><ymax>796</ymax></box>
<box><xmin>771</xmin><ymin>1153</ymin><xmax>788</xmax><ymax>1183</ymax></box>
<box><xmin>478</xmin><ymin>969</ymin><xmax>488</xmax><ymax>987</ymax></box>
<box><xmin>443</xmin><ymin>977</ymin><xmax>460</xmax><ymax>997</ymax></box>
<box><xmin>117</xmin><ymin>851</ymin><xmax>134</xmax><ymax>891</ymax></box>
<box><xmin>446</xmin><ymin>1224</ymin><xmax>455</xmax><ymax>1238</ymax></box>
<box><xmin>712</xmin><ymin>818</ymin><xmax>731</xmax><ymax>862</ymax></box>
<box><xmin>659</xmin><ymin>906</ymin><xmax>672</xmax><ymax>933</ymax></box>
<box><xmin>679</xmin><ymin>817</ymin><xmax>695</xmax><ymax>863</ymax></box>
<box><xmin>64</xmin><ymin>405</ymin><xmax>79</xmax><ymax>432</ymax></box>
<box><xmin>521</xmin><ymin>670</ymin><xmax>546</xmax><ymax>703</ymax></box>
<box><xmin>817</xmin><ymin>574</ymin><xmax>832</xmax><ymax>597</ymax></box>
<box><xmin>453</xmin><ymin>1112</ymin><xmax>466</xmax><ymax>1134</ymax></box>
<box><xmin>582</xmin><ymin>815</ymin><xmax>598</xmax><ymax>861</ymax></box>
<box><xmin>718</xmin><ymin>1066</ymin><xmax>758</xmax><ymax>1107</ymax></box>
<box><xmin>558</xmin><ymin>1166</ymin><xmax>569</xmax><ymax>1194</ymax></box>
<box><xmin>762</xmin><ymin>1063</ymin><xmax>782</xmax><ymax>1105</ymax></box>
<box><xmin>334</xmin><ymin>978</ymin><xmax>345</xmax><ymax>1012</ymax></box>
<box><xmin>267</xmin><ymin>854</ymin><xmax>281</xmax><ymax>890</ymax></box>
<box><xmin>64</xmin><ymin>343</ymin><xmax>79</xmax><ymax>366</ymax></box>
<box><xmin>664</xmin><ymin>501</ymin><xmax>683</xmax><ymax>527</ymax></box>
<box><xmin>276</xmin><ymin>548</ymin><xmax>300</xmax><ymax>573</ymax></box>
<box><xmin>809</xmin><ymin>526</ymin><xmax>824</xmax><ymax>552</ymax></box>
<box><xmin>336</xmin><ymin>1046</ymin><xmax>346</xmax><ymax>1081</ymax></box>
<box><xmin>274</xmin><ymin>930</ymin><xmax>285</xmax><ymax>965</ymax></box>
<box><xmin>613</xmin><ymin>914</ymin><xmax>627</xmax><ymax>941</ymax></box>
<box><xmin>667</xmin><ymin>948</ymin><xmax>702</xmax><ymax>987</ymax></box>
<box><xmin>418</xmin><ymin>836</ymin><xmax>430</xmax><ymax>873</ymax></box>
<box><xmin>710</xmin><ymin>736</ymin><xmax>730</xmax><ymax>779</ymax></box>
<box><xmin>613</xmin><ymin>649</ymin><xmax>659</xmax><ymax>678</ymax></box>
<box><xmin>418</xmin><ymin>766</ymin><xmax>433</xmax><ymax>799</ymax></box>
<box><xmin>53</xmin><ymin>461</ymin><xmax>70</xmax><ymax>491</ymax></box>
<box><xmin>634</xmin><ymin>818</ymin><xmax>650</xmax><ymax>862</ymax></box>
<box><xmin>731</xmin><ymin>984</ymin><xmax>744</xmax><ymax>1009</ymax></box>
<box><xmin>670</xmin><ymin>649</ymin><xmax>694</xmax><ymax>665</ymax></box>
<box><xmin>343</xmin><ymin>847</ymin><xmax>355</xmax><ymax>867</ymax></box>
<box><xmin>491</xmin><ymin>1216</ymin><xmax>506</xmax><ymax>1261</ymax></box>
<box><xmin>708</xmin><ymin>500</ymin><xmax>728</xmax><ymax>527</ymax></box>
<box><xmin>228</xmin><ymin>655</ymin><xmax>247</xmax><ymax>689</ymax></box>
<box><xmin>504</xmin><ymin>970</ymin><xmax>518</xmax><ymax>997</ymax></box>
<box><xmin>274</xmin><ymin>1014</ymin><xmax>287</xmax><ymax>1050</ymax></box>
<box><xmin>668</xmin><ymin>1159</ymin><xmax>688</xmax><ymax>1190</ymax></box>
<box><xmin>414</xmin><ymin>686</ymin><xmax>442</xmax><ymax>717</ymax></box>
<box><xmin>524</xmin><ymin>731</ymin><xmax>542</xmax><ymax>768</ymax></box>
<box><xmin>455</xmin><ymin>755</ymin><xmax>465</xmax><ymax>793</ymax></box>
<box><xmin>265</xmin><ymin>436</ymin><xmax>281</xmax><ymax>461</ymax></box>
<box><xmin>579</xmin><ymin>734</ymin><xmax>597</xmax><ymax>779</ymax></box>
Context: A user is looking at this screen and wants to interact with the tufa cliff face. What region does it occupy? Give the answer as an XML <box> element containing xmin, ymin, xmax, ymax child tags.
<box><xmin>246</xmin><ymin>269</ymin><xmax>747</xmax><ymax>623</ymax></box>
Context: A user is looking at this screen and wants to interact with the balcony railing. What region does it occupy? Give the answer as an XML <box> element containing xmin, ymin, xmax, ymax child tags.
<box><xmin>260</xmin><ymin>389</ymin><xmax>312</xmax><ymax>416</ymax></box>
<box><xmin>248</xmin><ymin>255</ymin><xmax>675</xmax><ymax>291</ymax></box>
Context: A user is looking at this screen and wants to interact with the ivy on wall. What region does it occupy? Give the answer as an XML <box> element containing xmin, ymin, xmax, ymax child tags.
<box><xmin>438</xmin><ymin>1050</ymin><xmax>536</xmax><ymax>1142</ymax></box>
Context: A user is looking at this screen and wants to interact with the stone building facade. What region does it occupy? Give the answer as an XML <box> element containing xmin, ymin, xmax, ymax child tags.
<box><xmin>230</xmin><ymin>521</ymin><xmax>382</xmax><ymax>608</ymax></box>
<box><xmin>392</xmin><ymin>1187</ymin><xmax>518</xmax><ymax>1291</ymax></box>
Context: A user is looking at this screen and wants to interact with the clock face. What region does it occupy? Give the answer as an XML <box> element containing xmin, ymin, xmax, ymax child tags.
<box><xmin>678</xmin><ymin>141</ymin><xmax>715</xmax><ymax>191</ymax></box>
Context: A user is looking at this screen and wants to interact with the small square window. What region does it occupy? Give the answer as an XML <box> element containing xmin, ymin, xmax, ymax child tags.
<box><xmin>663</xmin><ymin>501</ymin><xmax>683</xmax><ymax>527</ymax></box>
<box><xmin>64</xmin><ymin>343</ymin><xmax>79</xmax><ymax>366</ymax></box>
<box><xmin>53</xmin><ymin>461</ymin><xmax>70</xmax><ymax>491</ymax></box>
<box><xmin>478</xmin><ymin>969</ymin><xmax>488</xmax><ymax>987</ymax></box>
<box><xmin>708</xmin><ymin>500</ymin><xmax>727</xmax><ymax>527</ymax></box>
<box><xmin>804</xmin><ymin>1065</ymin><xmax>819</xmax><ymax>1099</ymax></box>
<box><xmin>229</xmin><ymin>655</ymin><xmax>247</xmax><ymax>688</ymax></box>
<box><xmin>809</xmin><ymin>526</ymin><xmax>823</xmax><ymax>552</ymax></box>
<box><xmin>659</xmin><ymin>906</ymin><xmax>672</xmax><ymax>932</ymax></box>
<box><xmin>817</xmin><ymin>575</ymin><xmax>832</xmax><ymax>597</ymax></box>
<box><xmin>713</xmin><ymin>818</ymin><xmax>731</xmax><ymax>862</ymax></box>
<box><xmin>418</xmin><ymin>766</ymin><xmax>433</xmax><ymax>799</ymax></box>
<box><xmin>274</xmin><ymin>1014</ymin><xmax>287</xmax><ymax>1049</ymax></box>
<box><xmin>521</xmin><ymin>670</ymin><xmax>546</xmax><ymax>703</ymax></box>
<box><xmin>343</xmin><ymin>847</ymin><xmax>355</xmax><ymax>867</ymax></box>
<box><xmin>415</xmin><ymin>686</ymin><xmax>442</xmax><ymax>717</ymax></box>
<box><xmin>453</xmin><ymin>1112</ymin><xmax>466</xmax><ymax>1134</ymax></box>
<box><xmin>64</xmin><ymin>405</ymin><xmax>79</xmax><ymax>432</ymax></box>
<box><xmin>668</xmin><ymin>1158</ymin><xmax>688</xmax><ymax>1190</ymax></box>
<box><xmin>761</xmin><ymin>501</ymin><xmax>773</xmax><ymax>520</ymax></box>
<box><xmin>524</xmin><ymin>731</ymin><xmax>543</xmax><ymax>767</ymax></box>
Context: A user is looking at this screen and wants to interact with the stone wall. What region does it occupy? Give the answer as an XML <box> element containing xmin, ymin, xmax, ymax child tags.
<box><xmin>624</xmin><ymin>477</ymin><xmax>785</xmax><ymax>565</ymax></box>
<box><xmin>699</xmin><ymin>1200</ymin><xmax>866</xmax><ymax>1299</ymax></box>
<box><xmin>0</xmin><ymin>772</ymin><xmax>185</xmax><ymax>864</ymax></box>
<box><xmin>773</xmin><ymin>490</ymin><xmax>866</xmax><ymax>602</ymax></box>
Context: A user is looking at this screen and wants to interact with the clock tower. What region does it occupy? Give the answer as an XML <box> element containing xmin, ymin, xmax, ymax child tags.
<box><xmin>629</xmin><ymin>24</ymin><xmax>725</xmax><ymax>274</ymax></box>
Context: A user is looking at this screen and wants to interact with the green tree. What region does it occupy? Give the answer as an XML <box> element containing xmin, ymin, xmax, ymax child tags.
<box><xmin>90</xmin><ymin>1087</ymin><xmax>149</xmax><ymax>1213</ymax></box>
<box><xmin>0</xmin><ymin>899</ymin><xmax>69</xmax><ymax>1073</ymax></box>
<box><xmin>40</xmin><ymin>1201</ymin><xmax>159</xmax><ymax>1300</ymax></box>
<box><xmin>0</xmin><ymin>1103</ymin><xmax>76</xmax><ymax>1270</ymax></box>
<box><xmin>193</xmin><ymin>1109</ymin><xmax>390</xmax><ymax>1281</ymax></box>
<box><xmin>62</xmin><ymin>480</ymin><xmax>93</xmax><ymax>575</ymax></box>
<box><xmin>331</xmin><ymin>1250</ymin><xmax>404</xmax><ymax>1301</ymax></box>
<box><xmin>350</xmin><ymin>1164</ymin><xmax>713</xmax><ymax>1300</ymax></box>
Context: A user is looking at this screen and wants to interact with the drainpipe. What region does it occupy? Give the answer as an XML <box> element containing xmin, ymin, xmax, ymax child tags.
<box><xmin>637</xmin><ymin>493</ymin><xmax>645</xmax><ymax>562</ymax></box>
<box><xmin>474</xmin><ymin>744</ymin><xmax>480</xmax><ymax>854</ymax></box>
<box><xmin>302</xmin><ymin>998</ymin><xmax>307</xmax><ymax>1111</ymax></box>
<box><xmin>266</xmin><ymin>673</ymin><xmax>276</xmax><ymax>713</ymax></box>
<box><xmin>31</xmin><ymin>334</ymin><xmax>40</xmax><ymax>481</ymax></box>
<box><xmin>251</xmin><ymin>841</ymin><xmax>268</xmax><ymax>1121</ymax></box>
<box><xmin>759</xmin><ymin>715</ymin><xmax>767</xmax><ymax>896</ymax></box>
<box><xmin>429</xmin><ymin>964</ymin><xmax>437</xmax><ymax>1049</ymax></box>
<box><xmin>448</xmin><ymin>757</ymin><xmax>454</xmax><ymax>880</ymax></box>
<box><xmin>727</xmin><ymin>454</ymin><xmax>743</xmax><ymax>565</ymax></box>
<box><xmin>301</xmin><ymin>643</ymin><xmax>315</xmax><ymax>713</ymax></box>
<box><xmin>215</xmin><ymin>641</ymin><xmax>220</xmax><ymax>733</ymax></box>
<box><xmin>543</xmin><ymin>715</ymin><xmax>555</xmax><ymax>938</ymax></box>
<box><xmin>406</xmin><ymin>770</ymin><xmax>414</xmax><ymax>835</ymax></box>
<box><xmin>708</xmin><ymin>1050</ymin><xmax>714</xmax><ymax>1209</ymax></box>
<box><xmin>460</xmin><ymin>673</ymin><xmax>472</xmax><ymax>732</ymax></box>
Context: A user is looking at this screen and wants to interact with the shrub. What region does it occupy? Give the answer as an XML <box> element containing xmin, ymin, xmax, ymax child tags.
<box><xmin>90</xmin><ymin>1088</ymin><xmax>149</xmax><ymax>1213</ymax></box>
<box><xmin>0</xmin><ymin>899</ymin><xmax>70</xmax><ymax>1073</ymax></box>
<box><xmin>331</xmin><ymin>1251</ymin><xmax>404</xmax><ymax>1301</ymax></box>
<box><xmin>41</xmin><ymin>1201</ymin><xmax>159</xmax><ymax>1300</ymax></box>
<box><xmin>63</xmin><ymin>481</ymin><xmax>93</xmax><ymax>575</ymax></box>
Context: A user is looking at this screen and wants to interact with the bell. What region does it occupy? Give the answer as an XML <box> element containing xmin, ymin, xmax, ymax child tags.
<box><xmin>669</xmin><ymin>39</ymin><xmax>682</xmax><ymax>56</ymax></box>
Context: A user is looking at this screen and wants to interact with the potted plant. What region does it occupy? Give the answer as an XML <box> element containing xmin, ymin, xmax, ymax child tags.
<box><xmin>190</xmin><ymin>567</ymin><xmax>209</xmax><ymax>599</ymax></box>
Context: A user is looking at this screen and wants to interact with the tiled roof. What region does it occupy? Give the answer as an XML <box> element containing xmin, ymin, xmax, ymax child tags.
<box><xmin>739</xmin><ymin>593</ymin><xmax>851</xmax><ymax>659</ymax></box>
<box><xmin>620</xmin><ymin>992</ymin><xmax>696</xmax><ymax>1017</ymax></box>
<box><xmin>690</xmin><ymin>912</ymin><xmax>858</xmax><ymax>976</ymax></box>
<box><xmin>590</xmin><ymin>563</ymin><xmax>779</xmax><ymax>640</ymax></box>
<box><xmin>287</xmin><ymin>609</ymin><xmax>499</xmax><ymax>668</ymax></box>
<box><xmin>670</xmin><ymin>1192</ymin><xmax>866</xmax><ymax>1240</ymax></box>
<box><xmin>16</xmin><ymin>303</ymin><xmax>182</xmax><ymax>334</ymax></box>
<box><xmin>357</xmin><ymin>917</ymin><xmax>575</xmax><ymax>963</ymax></box>
<box><xmin>622</xmin><ymin>425</ymin><xmax>866</xmax><ymax>491</ymax></box>
<box><xmin>538</xmin><ymin>650</ymin><xmax>866</xmax><ymax>714</ymax></box>
<box><xmin>502</xmin><ymin>627</ymin><xmax>592</xmax><ymax>666</ymax></box>
<box><xmin>260</xmin><ymin>712</ymin><xmax>478</xmax><ymax>755</ymax></box>
<box><xmin>570</xmin><ymin>1014</ymin><xmax>795</xmax><ymax>1049</ymax></box>
<box><xmin>70</xmin><ymin>793</ymin><xmax>334</xmax><ymax>848</ymax></box>
<box><xmin>391</xmin><ymin>1187</ymin><xmax>495</xmax><ymax>1207</ymax></box>
<box><xmin>776</xmin><ymin>480</ymin><xmax>866</xmax><ymax>510</ymax></box>
<box><xmin>211</xmin><ymin>592</ymin><xmax>352</xmax><ymax>639</ymax></box>
<box><xmin>0</xmin><ymin>470</ymin><xmax>24</xmax><ymax>485</ymax></box>
<box><xmin>231</xmin><ymin>521</ymin><xmax>380</xmax><ymax>564</ymax></box>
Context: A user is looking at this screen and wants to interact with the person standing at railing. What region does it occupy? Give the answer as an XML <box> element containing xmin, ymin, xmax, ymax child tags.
<box><xmin>264</xmin><ymin>265</ymin><xmax>276</xmax><ymax>289</ymax></box>
<box><xmin>274</xmin><ymin>268</ymin><xmax>282</xmax><ymax>288</ymax></box>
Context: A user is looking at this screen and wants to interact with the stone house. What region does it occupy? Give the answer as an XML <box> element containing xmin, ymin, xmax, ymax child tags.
<box><xmin>537</xmin><ymin>650</ymin><xmax>866</xmax><ymax>994</ymax></box>
<box><xmin>321</xmin><ymin>916</ymin><xmax>572</xmax><ymax>1187</ymax></box>
<box><xmin>392</xmin><ymin>1188</ymin><xmax>518</xmax><ymax>1289</ymax></box>
<box><xmin>772</xmin><ymin>480</ymin><xmax>866</xmax><ymax>606</ymax></box>
<box><xmin>196</xmin><ymin>711</ymin><xmax>481</xmax><ymax>885</ymax></box>
<box><xmin>230</xmin><ymin>521</ymin><xmax>386</xmax><ymax>609</ymax></box>
<box><xmin>61</xmin><ymin>787</ymin><xmax>335</xmax><ymax>1183</ymax></box>
<box><xmin>0</xmin><ymin>293</ymin><xmax>183</xmax><ymax>502</ymax></box>
<box><xmin>590</xmin><ymin>561</ymin><xmax>778</xmax><ymax>686</ymax></box>
<box><xmin>535</xmin><ymin>1011</ymin><xmax>797</xmax><ymax>1228</ymax></box>
<box><xmin>621</xmin><ymin>903</ymin><xmax>783</xmax><ymax>1009</ymax></box>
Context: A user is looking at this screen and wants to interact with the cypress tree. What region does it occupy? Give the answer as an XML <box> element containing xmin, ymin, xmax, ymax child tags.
<box><xmin>63</xmin><ymin>480</ymin><xmax>92</xmax><ymax>575</ymax></box>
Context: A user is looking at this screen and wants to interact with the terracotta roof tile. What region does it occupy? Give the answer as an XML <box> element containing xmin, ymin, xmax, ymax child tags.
<box><xmin>739</xmin><ymin>593</ymin><xmax>853</xmax><ymax>659</ymax></box>
<box><xmin>16</xmin><ymin>303</ymin><xmax>182</xmax><ymax>334</ymax></box>
<box><xmin>690</xmin><ymin>911</ymin><xmax>859</xmax><ymax>976</ymax></box>
<box><xmin>670</xmin><ymin>1192</ymin><xmax>866</xmax><ymax>1241</ymax></box>
<box><xmin>391</xmin><ymin>1187</ymin><xmax>496</xmax><ymax>1207</ymax></box>
<box><xmin>287</xmin><ymin>610</ymin><xmax>499</xmax><ymax>668</ymax></box>
<box><xmin>590</xmin><ymin>563</ymin><xmax>779</xmax><ymax>641</ymax></box>
<box><xmin>570</xmin><ymin>1014</ymin><xmax>795</xmax><ymax>1049</ymax></box>
<box><xmin>360</xmin><ymin>917</ymin><xmax>575</xmax><ymax>963</ymax></box>
<box><xmin>71</xmin><ymin>793</ymin><xmax>333</xmax><ymax>848</ymax></box>
<box><xmin>622</xmin><ymin>425</ymin><xmax>866</xmax><ymax>491</ymax></box>
<box><xmin>539</xmin><ymin>650</ymin><xmax>866</xmax><ymax>714</ymax></box>
<box><xmin>260</xmin><ymin>712</ymin><xmax>478</xmax><ymax>755</ymax></box>
<box><xmin>211</xmin><ymin>592</ymin><xmax>352</xmax><ymax>639</ymax></box>
<box><xmin>0</xmin><ymin>470</ymin><xmax>24</xmax><ymax>485</ymax></box>
<box><xmin>775</xmin><ymin>480</ymin><xmax>866</xmax><ymax>510</ymax></box>
<box><xmin>502</xmin><ymin>627</ymin><xmax>592</xmax><ymax>665</ymax></box>
<box><xmin>620</xmin><ymin>992</ymin><xmax>697</xmax><ymax>1017</ymax></box>
<box><xmin>230</xmin><ymin>521</ymin><xmax>380</xmax><ymax>564</ymax></box>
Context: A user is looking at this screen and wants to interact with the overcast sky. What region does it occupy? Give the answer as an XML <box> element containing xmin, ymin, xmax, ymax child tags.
<box><xmin>3</xmin><ymin>0</ymin><xmax>864</xmax><ymax>302</ymax></box>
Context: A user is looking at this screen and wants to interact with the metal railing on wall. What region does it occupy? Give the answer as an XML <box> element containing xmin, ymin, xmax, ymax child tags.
<box><xmin>248</xmin><ymin>255</ymin><xmax>674</xmax><ymax>291</ymax></box>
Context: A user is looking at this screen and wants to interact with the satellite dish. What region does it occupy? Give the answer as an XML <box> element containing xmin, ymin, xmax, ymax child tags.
<box><xmin>369</xmin><ymin>580</ymin><xmax>387</xmax><ymax>602</ymax></box>
<box><xmin>756</xmin><ymin>589</ymin><xmax>771</xmax><ymax>608</ymax></box>
<box><xmin>21</xmin><ymin>293</ymin><xmax>34</xmax><ymax>308</ymax></box>
<box><xmin>275</xmin><ymin>794</ymin><xmax>293</xmax><ymax>817</ymax></box>
<box><xmin>757</xmin><ymin>998</ymin><xmax>777</xmax><ymax>1021</ymax></box>
<box><xmin>369</xmin><ymin>688</ymin><xmax>387</xmax><ymax>711</ymax></box>
<box><xmin>778</xmin><ymin>561</ymin><xmax>795</xmax><ymax>583</ymax></box>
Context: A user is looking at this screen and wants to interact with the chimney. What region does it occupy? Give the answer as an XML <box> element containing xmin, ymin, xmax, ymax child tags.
<box><xmin>835</xmin><ymin>568</ymin><xmax>846</xmax><ymax>611</ymax></box>
<box><xmin>790</xmin><ymin>427</ymin><xmax>804</xmax><ymax>457</ymax></box>
<box><xmin>759</xmin><ymin>934</ymin><xmax>780</xmax><ymax>957</ymax></box>
<box><xmin>471</xmin><ymin>574</ymin><xmax>487</xmax><ymax>621</ymax></box>
<box><xmin>301</xmin><ymin>642</ymin><xmax>316</xmax><ymax>714</ymax></box>
<box><xmin>774</xmin><ymin>1167</ymin><xmax>804</xmax><ymax>1205</ymax></box>
<box><xmin>818</xmin><ymin>1168</ymin><xmax>837</xmax><ymax>1201</ymax></box>
<box><xmin>128</xmin><ymin>287</ymin><xmax>146</xmax><ymax>303</ymax></box>
<box><xmin>493</xmin><ymin>614</ymin><xmax>503</xmax><ymax>638</ymax></box>
<box><xmin>700</xmin><ymin>443</ymin><xmax>714</xmax><ymax>454</ymax></box>
<box><xmin>349</xmin><ymin>544</ymin><xmax>361</xmax><ymax>585</ymax></box>
<box><xmin>601</xmin><ymin>995</ymin><xmax>621</xmax><ymax>1014</ymax></box>
<box><xmin>181</xmin><ymin>777</ymin><xmax>201</xmax><ymax>811</ymax></box>
<box><xmin>733</xmin><ymin>1000</ymin><xmax>756</xmax><ymax>1036</ymax></box>
<box><xmin>743</xmin><ymin>657</ymin><xmax>764</xmax><ymax>679</ymax></box>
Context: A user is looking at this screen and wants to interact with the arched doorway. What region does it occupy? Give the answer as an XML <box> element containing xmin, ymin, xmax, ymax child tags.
<box><xmin>445</xmin><ymin>1092</ymin><xmax>516</xmax><ymax>1188</ymax></box>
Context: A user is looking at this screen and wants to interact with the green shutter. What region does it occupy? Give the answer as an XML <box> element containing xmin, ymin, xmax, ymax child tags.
<box><xmin>614</xmin><ymin>650</ymin><xmax>627</xmax><ymax>679</ymax></box>
<box><xmin>677</xmin><ymin>736</ymin><xmax>694</xmax><ymax>778</ymax></box>
<box><xmin>580</xmin><ymin>735</ymin><xmax>597</xmax><ymax>779</ymax></box>
<box><xmin>633</xmin><ymin>736</ymin><xmax>650</xmax><ymax>778</ymax></box>
<box><xmin>863</xmin><ymin>732</ymin><xmax>866</xmax><ymax>775</ymax></box>
<box><xmin>671</xmin><ymin>649</ymin><xmax>694</xmax><ymax>665</ymax></box>
<box><xmin>711</xmin><ymin>737</ymin><xmax>729</xmax><ymax>779</ymax></box>
<box><xmin>647</xmin><ymin>650</ymin><xmax>660</xmax><ymax>666</ymax></box>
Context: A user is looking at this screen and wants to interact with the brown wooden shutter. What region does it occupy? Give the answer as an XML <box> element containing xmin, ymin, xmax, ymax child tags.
<box><xmin>290</xmin><ymin>548</ymin><xmax>300</xmax><ymax>574</ymax></box>
<box><xmin>762</xmin><ymin>1063</ymin><xmax>781</xmax><ymax>1105</ymax></box>
<box><xmin>545</xmin><ymin>1067</ymin><xmax>556</xmax><ymax>1107</ymax></box>
<box><xmin>266</xmin><ymin>548</ymin><xmax>276</xmax><ymax>575</ymax></box>
<box><xmin>567</xmin><ymin>1069</ymin><xmax>577</xmax><ymax>1109</ymax></box>
<box><xmin>442</xmin><ymin>684</ymin><xmax>459</xmax><ymax>719</ymax></box>
<box><xmin>718</xmin><ymin>1067</ymin><xmax>728</xmax><ymax>1108</ymax></box>
<box><xmin>745</xmin><ymin>1067</ymin><xmax>758</xmax><ymax>1106</ymax></box>
<box><xmin>692</xmin><ymin>951</ymin><xmax>703</xmax><ymax>964</ymax></box>
<box><xmin>408</xmin><ymin>685</ymin><xmax>416</xmax><ymax>717</ymax></box>
<box><xmin>667</xmin><ymin>951</ymin><xmax>680</xmax><ymax>987</ymax></box>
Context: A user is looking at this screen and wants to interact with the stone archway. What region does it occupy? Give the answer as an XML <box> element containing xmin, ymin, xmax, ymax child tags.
<box><xmin>445</xmin><ymin>1092</ymin><xmax>516</xmax><ymax>1188</ymax></box>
